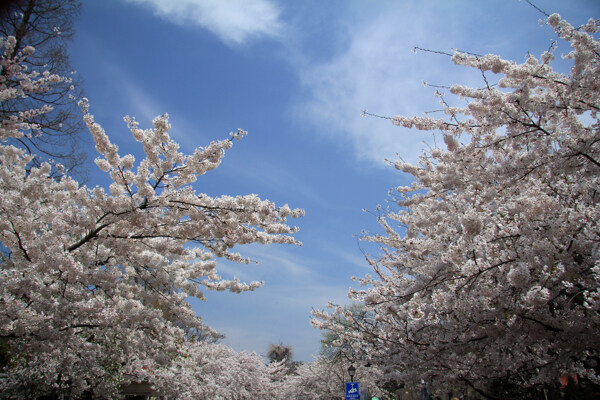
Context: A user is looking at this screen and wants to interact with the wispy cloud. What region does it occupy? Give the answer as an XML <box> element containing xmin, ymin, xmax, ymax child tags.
<box><xmin>213</xmin><ymin>243</ymin><xmax>313</xmax><ymax>284</ymax></box>
<box><xmin>74</xmin><ymin>30</ymin><xmax>221</xmax><ymax>153</ymax></box>
<box><xmin>230</xmin><ymin>157</ymin><xmax>332</xmax><ymax>209</ymax></box>
<box><xmin>292</xmin><ymin>2</ymin><xmax>502</xmax><ymax>166</ymax></box>
<box><xmin>125</xmin><ymin>0</ymin><xmax>283</xmax><ymax>45</ymax></box>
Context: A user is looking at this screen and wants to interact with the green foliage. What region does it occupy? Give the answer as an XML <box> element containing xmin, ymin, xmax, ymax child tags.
<box><xmin>319</xmin><ymin>303</ymin><xmax>367</xmax><ymax>361</ymax></box>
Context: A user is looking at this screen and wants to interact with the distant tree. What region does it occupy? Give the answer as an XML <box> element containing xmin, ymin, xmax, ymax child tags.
<box><xmin>0</xmin><ymin>37</ymin><xmax>303</xmax><ymax>398</ymax></box>
<box><xmin>314</xmin><ymin>13</ymin><xmax>600</xmax><ymax>398</ymax></box>
<box><xmin>268</xmin><ymin>343</ymin><xmax>294</xmax><ymax>365</ymax></box>
<box><xmin>0</xmin><ymin>0</ymin><xmax>86</xmax><ymax>176</ymax></box>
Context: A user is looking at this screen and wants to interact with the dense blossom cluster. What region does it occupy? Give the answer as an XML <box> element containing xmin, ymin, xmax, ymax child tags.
<box><xmin>146</xmin><ymin>342</ymin><xmax>284</xmax><ymax>399</ymax></box>
<box><xmin>314</xmin><ymin>14</ymin><xmax>600</xmax><ymax>395</ymax></box>
<box><xmin>0</xmin><ymin>35</ymin><xmax>303</xmax><ymax>397</ymax></box>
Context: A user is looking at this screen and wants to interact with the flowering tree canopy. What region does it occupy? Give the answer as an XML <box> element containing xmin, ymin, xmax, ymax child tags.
<box><xmin>0</xmin><ymin>35</ymin><xmax>303</xmax><ymax>397</ymax></box>
<box><xmin>148</xmin><ymin>342</ymin><xmax>282</xmax><ymax>399</ymax></box>
<box><xmin>314</xmin><ymin>13</ymin><xmax>600</xmax><ymax>397</ymax></box>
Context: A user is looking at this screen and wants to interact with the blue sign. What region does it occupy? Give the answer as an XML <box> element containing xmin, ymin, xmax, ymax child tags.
<box><xmin>346</xmin><ymin>382</ymin><xmax>360</xmax><ymax>400</ymax></box>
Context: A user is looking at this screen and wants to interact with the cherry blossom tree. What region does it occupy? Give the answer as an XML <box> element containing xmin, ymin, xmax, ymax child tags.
<box><xmin>0</xmin><ymin>35</ymin><xmax>303</xmax><ymax>398</ymax></box>
<box><xmin>314</xmin><ymin>13</ymin><xmax>600</xmax><ymax>399</ymax></box>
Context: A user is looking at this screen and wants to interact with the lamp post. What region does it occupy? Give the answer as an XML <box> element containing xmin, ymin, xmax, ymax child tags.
<box><xmin>348</xmin><ymin>364</ymin><xmax>356</xmax><ymax>383</ymax></box>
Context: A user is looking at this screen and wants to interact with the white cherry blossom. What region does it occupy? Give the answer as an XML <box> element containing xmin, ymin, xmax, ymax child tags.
<box><xmin>315</xmin><ymin>13</ymin><xmax>600</xmax><ymax>397</ymax></box>
<box><xmin>0</xmin><ymin>35</ymin><xmax>303</xmax><ymax>397</ymax></box>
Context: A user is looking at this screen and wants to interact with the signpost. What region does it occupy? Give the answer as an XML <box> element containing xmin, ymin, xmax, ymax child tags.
<box><xmin>346</xmin><ymin>382</ymin><xmax>360</xmax><ymax>400</ymax></box>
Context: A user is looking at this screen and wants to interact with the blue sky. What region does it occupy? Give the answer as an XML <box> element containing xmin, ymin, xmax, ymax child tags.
<box><xmin>69</xmin><ymin>0</ymin><xmax>599</xmax><ymax>362</ymax></box>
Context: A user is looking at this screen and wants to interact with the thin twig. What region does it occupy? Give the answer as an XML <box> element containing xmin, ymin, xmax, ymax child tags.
<box><xmin>525</xmin><ymin>0</ymin><xmax>550</xmax><ymax>18</ymax></box>
<box><xmin>361</xmin><ymin>110</ymin><xmax>393</xmax><ymax>120</ymax></box>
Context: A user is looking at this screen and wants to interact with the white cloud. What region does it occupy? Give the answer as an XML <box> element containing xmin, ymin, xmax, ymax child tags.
<box><xmin>295</xmin><ymin>14</ymin><xmax>440</xmax><ymax>165</ymax></box>
<box><xmin>125</xmin><ymin>0</ymin><xmax>283</xmax><ymax>45</ymax></box>
<box><xmin>292</xmin><ymin>2</ymin><xmax>502</xmax><ymax>166</ymax></box>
